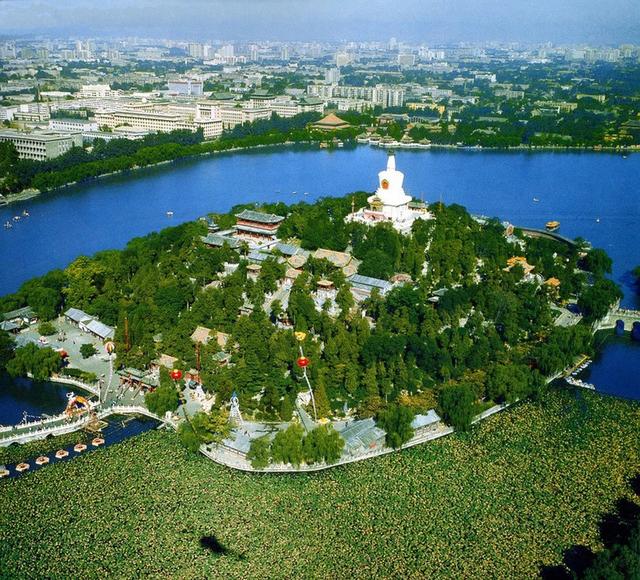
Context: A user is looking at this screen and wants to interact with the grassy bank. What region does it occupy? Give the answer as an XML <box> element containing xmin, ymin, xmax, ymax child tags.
<box><xmin>0</xmin><ymin>388</ymin><xmax>638</xmax><ymax>578</ymax></box>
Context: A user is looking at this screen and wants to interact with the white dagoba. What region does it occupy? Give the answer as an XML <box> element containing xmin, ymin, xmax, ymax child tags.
<box><xmin>368</xmin><ymin>154</ymin><xmax>413</xmax><ymax>221</ymax></box>
<box><xmin>345</xmin><ymin>153</ymin><xmax>432</xmax><ymax>233</ymax></box>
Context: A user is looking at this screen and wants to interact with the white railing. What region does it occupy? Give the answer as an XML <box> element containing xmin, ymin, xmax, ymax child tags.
<box><xmin>51</xmin><ymin>375</ymin><xmax>100</xmax><ymax>396</ymax></box>
<box><xmin>0</xmin><ymin>417</ymin><xmax>90</xmax><ymax>446</ymax></box>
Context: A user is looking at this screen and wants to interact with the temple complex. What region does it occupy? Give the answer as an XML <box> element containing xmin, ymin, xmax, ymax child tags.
<box><xmin>345</xmin><ymin>153</ymin><xmax>432</xmax><ymax>233</ymax></box>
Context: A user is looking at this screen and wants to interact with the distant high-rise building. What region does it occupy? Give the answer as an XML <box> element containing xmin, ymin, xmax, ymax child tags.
<box><xmin>281</xmin><ymin>45</ymin><xmax>289</xmax><ymax>61</ymax></box>
<box><xmin>219</xmin><ymin>44</ymin><xmax>234</xmax><ymax>58</ymax></box>
<box><xmin>325</xmin><ymin>68</ymin><xmax>341</xmax><ymax>84</ymax></box>
<box><xmin>168</xmin><ymin>79</ymin><xmax>204</xmax><ymax>96</ymax></box>
<box><xmin>389</xmin><ymin>37</ymin><xmax>398</xmax><ymax>50</ymax></box>
<box><xmin>250</xmin><ymin>44</ymin><xmax>259</xmax><ymax>62</ymax></box>
<box><xmin>397</xmin><ymin>53</ymin><xmax>415</xmax><ymax>67</ymax></box>
<box><xmin>188</xmin><ymin>43</ymin><xmax>204</xmax><ymax>59</ymax></box>
<box><xmin>336</xmin><ymin>51</ymin><xmax>351</xmax><ymax>67</ymax></box>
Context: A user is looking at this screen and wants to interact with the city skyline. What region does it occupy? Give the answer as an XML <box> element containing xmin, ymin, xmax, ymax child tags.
<box><xmin>1</xmin><ymin>0</ymin><xmax>639</xmax><ymax>44</ymax></box>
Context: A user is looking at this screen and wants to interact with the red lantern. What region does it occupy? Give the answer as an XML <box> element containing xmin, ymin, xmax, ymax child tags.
<box><xmin>170</xmin><ymin>369</ymin><xmax>183</xmax><ymax>381</ymax></box>
<box><xmin>296</xmin><ymin>356</ymin><xmax>310</xmax><ymax>368</ymax></box>
<box><xmin>59</xmin><ymin>350</ymin><xmax>68</xmax><ymax>358</ymax></box>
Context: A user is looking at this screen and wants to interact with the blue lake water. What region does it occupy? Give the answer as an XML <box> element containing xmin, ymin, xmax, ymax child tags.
<box><xmin>0</xmin><ymin>145</ymin><xmax>638</xmax><ymax>407</ymax></box>
<box><xmin>0</xmin><ymin>374</ymin><xmax>76</xmax><ymax>425</ymax></box>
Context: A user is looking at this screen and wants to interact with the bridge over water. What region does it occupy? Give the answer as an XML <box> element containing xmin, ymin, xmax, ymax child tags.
<box><xmin>0</xmin><ymin>356</ymin><xmax>167</xmax><ymax>447</ymax></box>
<box><xmin>597</xmin><ymin>308</ymin><xmax>640</xmax><ymax>332</ymax></box>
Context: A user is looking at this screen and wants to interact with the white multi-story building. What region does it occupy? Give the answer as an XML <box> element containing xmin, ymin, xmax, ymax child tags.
<box><xmin>307</xmin><ymin>84</ymin><xmax>405</xmax><ymax>108</ymax></box>
<box><xmin>77</xmin><ymin>84</ymin><xmax>119</xmax><ymax>99</ymax></box>
<box><xmin>219</xmin><ymin>44</ymin><xmax>235</xmax><ymax>58</ymax></box>
<box><xmin>336</xmin><ymin>52</ymin><xmax>352</xmax><ymax>67</ymax></box>
<box><xmin>49</xmin><ymin>118</ymin><xmax>99</xmax><ymax>132</ymax></box>
<box><xmin>397</xmin><ymin>53</ymin><xmax>416</xmax><ymax>67</ymax></box>
<box><xmin>0</xmin><ymin>129</ymin><xmax>83</xmax><ymax>161</ymax></box>
<box><xmin>94</xmin><ymin>108</ymin><xmax>222</xmax><ymax>139</ymax></box>
<box><xmin>325</xmin><ymin>68</ymin><xmax>341</xmax><ymax>84</ymax></box>
<box><xmin>218</xmin><ymin>106</ymin><xmax>271</xmax><ymax>129</ymax></box>
<box><xmin>167</xmin><ymin>79</ymin><xmax>204</xmax><ymax>96</ymax></box>
<box><xmin>0</xmin><ymin>106</ymin><xmax>17</xmax><ymax>121</ymax></box>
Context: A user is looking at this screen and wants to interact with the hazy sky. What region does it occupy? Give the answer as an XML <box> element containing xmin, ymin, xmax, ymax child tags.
<box><xmin>1</xmin><ymin>0</ymin><xmax>639</xmax><ymax>44</ymax></box>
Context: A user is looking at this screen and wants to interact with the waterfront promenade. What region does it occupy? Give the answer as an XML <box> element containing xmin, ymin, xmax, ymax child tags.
<box><xmin>201</xmin><ymin>403</ymin><xmax>508</xmax><ymax>474</ymax></box>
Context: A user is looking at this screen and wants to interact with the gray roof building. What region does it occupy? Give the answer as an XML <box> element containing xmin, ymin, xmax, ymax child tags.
<box><xmin>64</xmin><ymin>307</ymin><xmax>92</xmax><ymax>324</ymax></box>
<box><xmin>200</xmin><ymin>233</ymin><xmax>240</xmax><ymax>249</ymax></box>
<box><xmin>348</xmin><ymin>273</ymin><xmax>393</xmax><ymax>295</ymax></box>
<box><xmin>339</xmin><ymin>418</ymin><xmax>386</xmax><ymax>456</ymax></box>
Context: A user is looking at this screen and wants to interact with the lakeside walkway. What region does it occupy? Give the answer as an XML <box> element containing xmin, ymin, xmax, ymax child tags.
<box><xmin>200</xmin><ymin>403</ymin><xmax>508</xmax><ymax>474</ymax></box>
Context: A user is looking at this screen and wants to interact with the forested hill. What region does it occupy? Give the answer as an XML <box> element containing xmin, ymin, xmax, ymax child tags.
<box><xmin>0</xmin><ymin>197</ymin><xmax>622</xmax><ymax>431</ymax></box>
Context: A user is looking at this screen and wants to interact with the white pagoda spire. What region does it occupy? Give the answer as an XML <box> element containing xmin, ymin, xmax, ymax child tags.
<box><xmin>372</xmin><ymin>153</ymin><xmax>412</xmax><ymax>209</ymax></box>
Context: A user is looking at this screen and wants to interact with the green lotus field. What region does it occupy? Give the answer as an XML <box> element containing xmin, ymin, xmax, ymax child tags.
<box><xmin>1</xmin><ymin>389</ymin><xmax>639</xmax><ymax>579</ymax></box>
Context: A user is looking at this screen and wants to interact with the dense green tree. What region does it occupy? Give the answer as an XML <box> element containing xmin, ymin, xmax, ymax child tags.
<box><xmin>439</xmin><ymin>384</ymin><xmax>476</xmax><ymax>431</ymax></box>
<box><xmin>247</xmin><ymin>435</ymin><xmax>271</xmax><ymax>469</ymax></box>
<box><xmin>377</xmin><ymin>404</ymin><xmax>415</xmax><ymax>449</ymax></box>
<box><xmin>270</xmin><ymin>423</ymin><xmax>305</xmax><ymax>467</ymax></box>
<box><xmin>582</xmin><ymin>248</ymin><xmax>613</xmax><ymax>277</ymax></box>
<box><xmin>313</xmin><ymin>370</ymin><xmax>332</xmax><ymax>419</ymax></box>
<box><xmin>6</xmin><ymin>344</ymin><xmax>61</xmax><ymax>381</ymax></box>
<box><xmin>0</xmin><ymin>330</ymin><xmax>15</xmax><ymax>371</ymax></box>
<box><xmin>578</xmin><ymin>278</ymin><xmax>623</xmax><ymax>322</ymax></box>
<box><xmin>178</xmin><ymin>408</ymin><xmax>231</xmax><ymax>452</ymax></box>
<box><xmin>145</xmin><ymin>368</ymin><xmax>180</xmax><ymax>416</ymax></box>
<box><xmin>302</xmin><ymin>425</ymin><xmax>345</xmax><ymax>464</ymax></box>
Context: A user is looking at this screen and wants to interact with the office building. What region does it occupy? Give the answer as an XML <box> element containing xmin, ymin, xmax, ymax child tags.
<box><xmin>0</xmin><ymin>130</ymin><xmax>83</xmax><ymax>161</ymax></box>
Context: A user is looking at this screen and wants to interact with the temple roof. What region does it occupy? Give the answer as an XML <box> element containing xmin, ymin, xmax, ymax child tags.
<box><xmin>235</xmin><ymin>209</ymin><xmax>285</xmax><ymax>224</ymax></box>
<box><xmin>311</xmin><ymin>113</ymin><xmax>351</xmax><ymax>129</ymax></box>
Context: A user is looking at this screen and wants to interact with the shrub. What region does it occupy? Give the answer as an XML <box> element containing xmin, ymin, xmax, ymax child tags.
<box><xmin>38</xmin><ymin>321</ymin><xmax>56</xmax><ymax>336</ymax></box>
<box><xmin>80</xmin><ymin>343</ymin><xmax>98</xmax><ymax>359</ymax></box>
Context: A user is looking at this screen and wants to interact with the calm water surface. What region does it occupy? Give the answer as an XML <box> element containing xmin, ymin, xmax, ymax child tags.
<box><xmin>0</xmin><ymin>146</ymin><xmax>638</xmax><ymax>408</ymax></box>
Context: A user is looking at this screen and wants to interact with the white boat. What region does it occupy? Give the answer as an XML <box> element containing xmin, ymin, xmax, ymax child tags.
<box><xmin>533</xmin><ymin>197</ymin><xmax>540</xmax><ymax>203</ymax></box>
<box><xmin>166</xmin><ymin>211</ymin><xmax>174</xmax><ymax>217</ymax></box>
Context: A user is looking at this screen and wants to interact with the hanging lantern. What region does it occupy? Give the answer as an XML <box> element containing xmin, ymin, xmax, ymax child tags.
<box><xmin>59</xmin><ymin>350</ymin><xmax>68</xmax><ymax>359</ymax></box>
<box><xmin>105</xmin><ymin>341</ymin><xmax>115</xmax><ymax>354</ymax></box>
<box><xmin>296</xmin><ymin>356</ymin><xmax>310</xmax><ymax>368</ymax></box>
<box><xmin>294</xmin><ymin>331</ymin><xmax>307</xmax><ymax>342</ymax></box>
<box><xmin>170</xmin><ymin>369</ymin><xmax>183</xmax><ymax>381</ymax></box>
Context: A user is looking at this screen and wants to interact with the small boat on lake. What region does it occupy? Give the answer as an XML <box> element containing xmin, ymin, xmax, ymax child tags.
<box><xmin>4</xmin><ymin>221</ymin><xmax>12</xmax><ymax>229</ymax></box>
<box><xmin>533</xmin><ymin>197</ymin><xmax>540</xmax><ymax>203</ymax></box>
<box><xmin>166</xmin><ymin>211</ymin><xmax>174</xmax><ymax>217</ymax></box>
<box><xmin>545</xmin><ymin>220</ymin><xmax>560</xmax><ymax>232</ymax></box>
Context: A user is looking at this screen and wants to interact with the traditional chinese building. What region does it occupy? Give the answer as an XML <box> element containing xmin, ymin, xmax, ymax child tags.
<box><xmin>311</xmin><ymin>113</ymin><xmax>351</xmax><ymax>131</ymax></box>
<box><xmin>234</xmin><ymin>209</ymin><xmax>285</xmax><ymax>245</ymax></box>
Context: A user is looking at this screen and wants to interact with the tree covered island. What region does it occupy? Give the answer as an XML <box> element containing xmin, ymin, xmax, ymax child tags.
<box><xmin>0</xmin><ymin>155</ymin><xmax>623</xmax><ymax>471</ymax></box>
